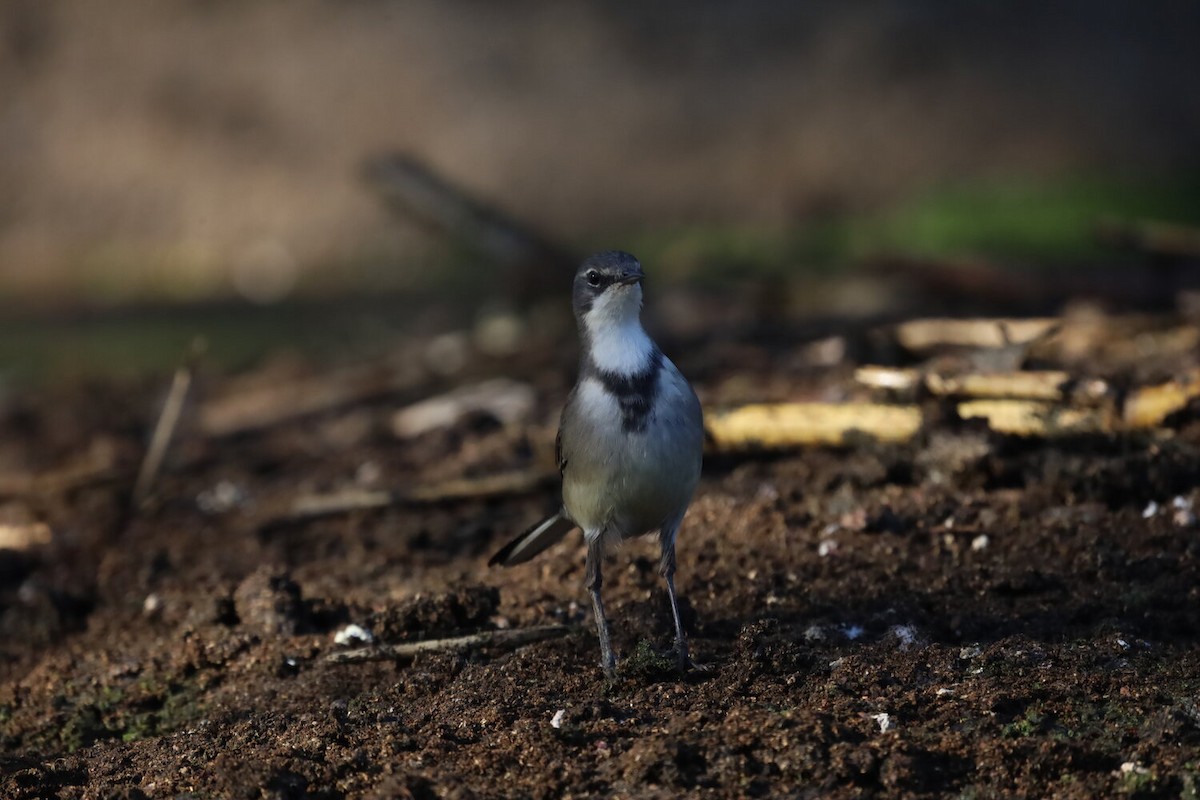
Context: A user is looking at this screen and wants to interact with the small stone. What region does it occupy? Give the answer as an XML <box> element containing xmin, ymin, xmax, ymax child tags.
<box><xmin>142</xmin><ymin>593</ymin><xmax>164</xmax><ymax>618</ymax></box>
<box><xmin>334</xmin><ymin>623</ymin><xmax>375</xmax><ymax>647</ymax></box>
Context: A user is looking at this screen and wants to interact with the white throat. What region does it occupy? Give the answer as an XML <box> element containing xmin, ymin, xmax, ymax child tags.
<box><xmin>584</xmin><ymin>287</ymin><xmax>654</xmax><ymax>375</ymax></box>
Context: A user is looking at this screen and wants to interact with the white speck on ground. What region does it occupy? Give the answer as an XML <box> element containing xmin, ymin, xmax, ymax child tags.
<box><xmin>334</xmin><ymin>623</ymin><xmax>375</xmax><ymax>646</ymax></box>
<box><xmin>871</xmin><ymin>712</ymin><xmax>893</xmax><ymax>732</ymax></box>
<box><xmin>971</xmin><ymin>534</ymin><xmax>989</xmax><ymax>551</ymax></box>
<box><xmin>550</xmin><ymin>709</ymin><xmax>565</xmax><ymax>729</ymax></box>
<box><xmin>1142</xmin><ymin>500</ymin><xmax>1159</xmax><ymax>519</ymax></box>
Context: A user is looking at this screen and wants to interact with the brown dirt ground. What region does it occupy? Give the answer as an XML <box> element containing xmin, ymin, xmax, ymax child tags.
<box><xmin>2</xmin><ymin>321</ymin><xmax>1199</xmax><ymax>799</ymax></box>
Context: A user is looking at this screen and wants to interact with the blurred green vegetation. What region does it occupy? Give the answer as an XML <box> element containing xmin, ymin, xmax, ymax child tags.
<box><xmin>624</xmin><ymin>172</ymin><xmax>1200</xmax><ymax>284</ymax></box>
<box><xmin>3</xmin><ymin>173</ymin><xmax>1198</xmax><ymax>387</ymax></box>
<box><xmin>0</xmin><ymin>301</ymin><xmax>411</xmax><ymax>387</ymax></box>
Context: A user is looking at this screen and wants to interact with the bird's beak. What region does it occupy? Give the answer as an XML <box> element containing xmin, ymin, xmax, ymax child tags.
<box><xmin>616</xmin><ymin>267</ymin><xmax>644</xmax><ymax>286</ymax></box>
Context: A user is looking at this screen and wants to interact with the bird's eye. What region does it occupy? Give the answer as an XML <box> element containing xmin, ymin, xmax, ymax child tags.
<box><xmin>585</xmin><ymin>270</ymin><xmax>602</xmax><ymax>287</ymax></box>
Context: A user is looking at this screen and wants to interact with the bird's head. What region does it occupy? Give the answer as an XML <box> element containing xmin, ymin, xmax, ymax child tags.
<box><xmin>572</xmin><ymin>250</ymin><xmax>645</xmax><ymax>331</ymax></box>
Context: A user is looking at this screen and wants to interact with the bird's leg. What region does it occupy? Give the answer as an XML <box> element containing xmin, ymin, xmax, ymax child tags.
<box><xmin>585</xmin><ymin>538</ymin><xmax>617</xmax><ymax>676</ymax></box>
<box><xmin>659</xmin><ymin>535</ymin><xmax>692</xmax><ymax>670</ymax></box>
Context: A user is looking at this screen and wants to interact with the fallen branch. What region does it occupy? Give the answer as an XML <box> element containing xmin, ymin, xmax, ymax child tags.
<box><xmin>925</xmin><ymin>371</ymin><xmax>1074</xmax><ymax>402</ymax></box>
<box><xmin>0</xmin><ymin>522</ymin><xmax>52</xmax><ymax>550</ymax></box>
<box><xmin>392</xmin><ymin>378</ymin><xmax>535</xmax><ymax>438</ymax></box>
<box><xmin>1123</xmin><ymin>369</ymin><xmax>1200</xmax><ymax>429</ymax></box>
<box><xmin>276</xmin><ymin>469</ymin><xmax>554</xmax><ymax>524</ymax></box>
<box><xmin>855</xmin><ymin>366</ymin><xmax>1103</xmax><ymax>403</ymax></box>
<box><xmin>363</xmin><ymin>153</ymin><xmax>576</xmax><ymax>305</ymax></box>
<box><xmin>854</xmin><ymin>366</ymin><xmax>920</xmax><ymax>393</ymax></box>
<box><xmin>957</xmin><ymin>400</ymin><xmax>1114</xmax><ymax>437</ymax></box>
<box><xmin>199</xmin><ymin>360</ymin><xmax>424</xmax><ymax>437</ymax></box>
<box><xmin>894</xmin><ymin>317</ymin><xmax>1061</xmax><ymax>354</ymax></box>
<box><xmin>705</xmin><ymin>402</ymin><xmax>924</xmax><ymax>448</ymax></box>
<box><xmin>0</xmin><ymin>440</ymin><xmax>123</xmax><ymax>499</ymax></box>
<box><xmin>324</xmin><ymin>624</ymin><xmax>574</xmax><ymax>665</ymax></box>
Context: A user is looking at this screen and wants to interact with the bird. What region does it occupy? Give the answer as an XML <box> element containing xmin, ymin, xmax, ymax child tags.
<box><xmin>489</xmin><ymin>250</ymin><xmax>705</xmax><ymax>675</ymax></box>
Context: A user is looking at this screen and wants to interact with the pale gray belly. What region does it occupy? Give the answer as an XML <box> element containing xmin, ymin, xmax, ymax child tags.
<box><xmin>560</xmin><ymin>365</ymin><xmax>703</xmax><ymax>540</ymax></box>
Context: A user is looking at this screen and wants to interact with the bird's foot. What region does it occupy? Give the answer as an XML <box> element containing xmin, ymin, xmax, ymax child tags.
<box><xmin>672</xmin><ymin>641</ymin><xmax>708</xmax><ymax>674</ymax></box>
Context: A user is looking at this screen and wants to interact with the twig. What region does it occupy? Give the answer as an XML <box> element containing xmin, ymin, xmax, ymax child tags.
<box><xmin>133</xmin><ymin>338</ymin><xmax>204</xmax><ymax>507</ymax></box>
<box><xmin>198</xmin><ymin>360</ymin><xmax>424</xmax><ymax>437</ymax></box>
<box><xmin>324</xmin><ymin>624</ymin><xmax>574</xmax><ymax>665</ymax></box>
<box><xmin>0</xmin><ymin>522</ymin><xmax>52</xmax><ymax>550</ymax></box>
<box><xmin>392</xmin><ymin>378</ymin><xmax>535</xmax><ymax>438</ymax></box>
<box><xmin>854</xmin><ymin>366</ymin><xmax>921</xmax><ymax>392</ymax></box>
<box><xmin>894</xmin><ymin>318</ymin><xmax>1061</xmax><ymax>353</ymax></box>
<box><xmin>403</xmin><ymin>470</ymin><xmax>551</xmax><ymax>503</ymax></box>
<box><xmin>362</xmin><ymin>153</ymin><xmax>577</xmax><ymax>305</ymax></box>
<box><xmin>957</xmin><ymin>400</ymin><xmax>1114</xmax><ymax>437</ymax></box>
<box><xmin>1123</xmin><ymin>368</ymin><xmax>1200</xmax><ymax>429</ymax></box>
<box><xmin>277</xmin><ymin>469</ymin><xmax>554</xmax><ymax>524</ymax></box>
<box><xmin>0</xmin><ymin>441</ymin><xmax>122</xmax><ymax>499</ymax></box>
<box><xmin>924</xmin><ymin>371</ymin><xmax>1074</xmax><ymax>402</ymax></box>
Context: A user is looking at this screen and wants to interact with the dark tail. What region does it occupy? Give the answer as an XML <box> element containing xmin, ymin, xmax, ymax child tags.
<box><xmin>488</xmin><ymin>513</ymin><xmax>577</xmax><ymax>567</ymax></box>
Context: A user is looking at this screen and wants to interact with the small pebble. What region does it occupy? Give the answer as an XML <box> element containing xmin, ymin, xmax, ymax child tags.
<box><xmin>334</xmin><ymin>624</ymin><xmax>375</xmax><ymax>646</ymax></box>
<box><xmin>142</xmin><ymin>593</ymin><xmax>164</xmax><ymax>617</ymax></box>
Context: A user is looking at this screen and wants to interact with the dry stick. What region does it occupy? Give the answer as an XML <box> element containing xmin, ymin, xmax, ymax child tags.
<box><xmin>957</xmin><ymin>400</ymin><xmax>1115</xmax><ymax>437</ymax></box>
<box><xmin>199</xmin><ymin>360</ymin><xmax>424</xmax><ymax>438</ymax></box>
<box><xmin>362</xmin><ymin>153</ymin><xmax>577</xmax><ymax>306</ymax></box>
<box><xmin>133</xmin><ymin>339</ymin><xmax>204</xmax><ymax>507</ymax></box>
<box><xmin>1123</xmin><ymin>368</ymin><xmax>1200</xmax><ymax>429</ymax></box>
<box><xmin>0</xmin><ymin>522</ymin><xmax>53</xmax><ymax>550</ymax></box>
<box><xmin>705</xmin><ymin>402</ymin><xmax>924</xmax><ymax>449</ymax></box>
<box><xmin>324</xmin><ymin>624</ymin><xmax>574</xmax><ymax>665</ymax></box>
<box><xmin>279</xmin><ymin>469</ymin><xmax>554</xmax><ymax>524</ymax></box>
<box><xmin>0</xmin><ymin>442</ymin><xmax>122</xmax><ymax>499</ymax></box>
<box><xmin>894</xmin><ymin>317</ymin><xmax>1062</xmax><ymax>353</ymax></box>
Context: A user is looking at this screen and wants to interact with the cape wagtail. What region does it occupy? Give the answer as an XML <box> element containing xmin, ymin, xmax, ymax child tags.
<box><xmin>490</xmin><ymin>250</ymin><xmax>705</xmax><ymax>674</ymax></box>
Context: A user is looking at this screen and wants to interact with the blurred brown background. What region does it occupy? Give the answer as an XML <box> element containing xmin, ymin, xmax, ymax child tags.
<box><xmin>2</xmin><ymin>0</ymin><xmax>1198</xmax><ymax>308</ymax></box>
